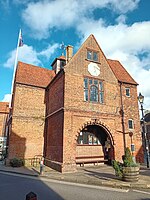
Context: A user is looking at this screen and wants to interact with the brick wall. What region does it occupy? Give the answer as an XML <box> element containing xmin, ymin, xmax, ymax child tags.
<box><xmin>45</xmin><ymin>71</ymin><xmax>65</xmax><ymax>171</ymax></box>
<box><xmin>76</xmin><ymin>145</ymin><xmax>103</xmax><ymax>157</ymax></box>
<box><xmin>8</xmin><ymin>84</ymin><xmax>46</xmax><ymax>162</ymax></box>
<box><xmin>0</xmin><ymin>102</ymin><xmax>9</xmax><ymax>137</ymax></box>
<box><xmin>46</xmin><ymin>71</ymin><xmax>64</xmax><ymax>114</ymax></box>
<box><xmin>121</xmin><ymin>83</ymin><xmax>143</xmax><ymax>161</ymax></box>
<box><xmin>0</xmin><ymin>113</ymin><xmax>8</xmax><ymax>137</ymax></box>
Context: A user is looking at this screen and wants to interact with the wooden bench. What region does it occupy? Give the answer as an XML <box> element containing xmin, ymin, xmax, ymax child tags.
<box><xmin>76</xmin><ymin>156</ymin><xmax>108</xmax><ymax>167</ymax></box>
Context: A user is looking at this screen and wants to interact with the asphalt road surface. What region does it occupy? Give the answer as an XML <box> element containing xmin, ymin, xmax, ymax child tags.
<box><xmin>0</xmin><ymin>171</ymin><xmax>150</xmax><ymax>200</ymax></box>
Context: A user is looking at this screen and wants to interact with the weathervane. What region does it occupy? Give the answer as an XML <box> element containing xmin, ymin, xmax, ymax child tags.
<box><xmin>60</xmin><ymin>41</ymin><xmax>66</xmax><ymax>56</ymax></box>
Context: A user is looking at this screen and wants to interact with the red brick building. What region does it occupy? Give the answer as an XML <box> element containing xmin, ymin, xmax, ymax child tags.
<box><xmin>7</xmin><ymin>62</ymin><xmax>55</xmax><ymax>164</ymax></box>
<box><xmin>7</xmin><ymin>35</ymin><xmax>143</xmax><ymax>172</ymax></box>
<box><xmin>0</xmin><ymin>102</ymin><xmax>9</xmax><ymax>157</ymax></box>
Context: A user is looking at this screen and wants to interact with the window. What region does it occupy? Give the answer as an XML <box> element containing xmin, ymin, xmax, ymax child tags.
<box><xmin>93</xmin><ymin>52</ymin><xmax>98</xmax><ymax>61</ymax></box>
<box><xmin>87</xmin><ymin>50</ymin><xmax>98</xmax><ymax>62</ymax></box>
<box><xmin>125</xmin><ymin>88</ymin><xmax>130</xmax><ymax>97</ymax></box>
<box><xmin>84</xmin><ymin>78</ymin><xmax>104</xmax><ymax>103</ymax></box>
<box><xmin>87</xmin><ymin>50</ymin><xmax>92</xmax><ymax>60</ymax></box>
<box><xmin>128</xmin><ymin>119</ymin><xmax>134</xmax><ymax>129</ymax></box>
<box><xmin>90</xmin><ymin>85</ymin><xmax>98</xmax><ymax>102</ymax></box>
<box><xmin>77</xmin><ymin>132</ymin><xmax>101</xmax><ymax>145</ymax></box>
<box><xmin>84</xmin><ymin>78</ymin><xmax>88</xmax><ymax>101</ymax></box>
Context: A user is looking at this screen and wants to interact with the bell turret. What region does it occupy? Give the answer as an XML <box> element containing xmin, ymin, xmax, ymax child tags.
<box><xmin>51</xmin><ymin>55</ymin><xmax>66</xmax><ymax>74</ymax></box>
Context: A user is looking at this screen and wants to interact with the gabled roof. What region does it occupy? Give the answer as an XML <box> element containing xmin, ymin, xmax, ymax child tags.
<box><xmin>16</xmin><ymin>61</ymin><xmax>55</xmax><ymax>88</ymax></box>
<box><xmin>64</xmin><ymin>34</ymin><xmax>137</xmax><ymax>86</ymax></box>
<box><xmin>107</xmin><ymin>59</ymin><xmax>138</xmax><ymax>85</ymax></box>
<box><xmin>0</xmin><ymin>102</ymin><xmax>9</xmax><ymax>114</ymax></box>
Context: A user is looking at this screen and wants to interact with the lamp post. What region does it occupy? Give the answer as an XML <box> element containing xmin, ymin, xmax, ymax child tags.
<box><xmin>129</xmin><ymin>131</ymin><xmax>135</xmax><ymax>163</ymax></box>
<box><xmin>138</xmin><ymin>92</ymin><xmax>150</xmax><ymax>168</ymax></box>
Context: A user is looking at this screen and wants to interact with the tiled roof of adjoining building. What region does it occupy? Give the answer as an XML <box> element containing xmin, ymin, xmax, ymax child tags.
<box><xmin>16</xmin><ymin>61</ymin><xmax>55</xmax><ymax>88</ymax></box>
<box><xmin>0</xmin><ymin>102</ymin><xmax>9</xmax><ymax>114</ymax></box>
<box><xmin>107</xmin><ymin>59</ymin><xmax>138</xmax><ymax>85</ymax></box>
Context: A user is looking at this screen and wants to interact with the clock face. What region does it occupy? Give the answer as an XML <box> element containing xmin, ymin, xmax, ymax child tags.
<box><xmin>88</xmin><ymin>62</ymin><xmax>100</xmax><ymax>76</ymax></box>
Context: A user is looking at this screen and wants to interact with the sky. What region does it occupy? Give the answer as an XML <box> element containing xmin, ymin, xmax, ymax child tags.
<box><xmin>0</xmin><ymin>0</ymin><xmax>150</xmax><ymax>110</ymax></box>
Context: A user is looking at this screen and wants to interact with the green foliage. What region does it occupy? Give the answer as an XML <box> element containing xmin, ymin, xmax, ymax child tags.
<box><xmin>112</xmin><ymin>147</ymin><xmax>138</xmax><ymax>177</ymax></box>
<box><xmin>10</xmin><ymin>157</ymin><xmax>24</xmax><ymax>167</ymax></box>
<box><xmin>123</xmin><ymin>147</ymin><xmax>134</xmax><ymax>167</ymax></box>
<box><xmin>112</xmin><ymin>160</ymin><xmax>123</xmax><ymax>177</ymax></box>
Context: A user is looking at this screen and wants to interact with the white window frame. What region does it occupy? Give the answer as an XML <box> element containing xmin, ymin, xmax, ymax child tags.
<box><xmin>128</xmin><ymin>119</ymin><xmax>134</xmax><ymax>129</ymax></box>
<box><xmin>87</xmin><ymin>50</ymin><xmax>98</xmax><ymax>62</ymax></box>
<box><xmin>125</xmin><ymin>88</ymin><xmax>130</xmax><ymax>97</ymax></box>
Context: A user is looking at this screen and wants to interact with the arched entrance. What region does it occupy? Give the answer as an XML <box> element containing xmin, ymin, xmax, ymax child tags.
<box><xmin>76</xmin><ymin>121</ymin><xmax>115</xmax><ymax>166</ymax></box>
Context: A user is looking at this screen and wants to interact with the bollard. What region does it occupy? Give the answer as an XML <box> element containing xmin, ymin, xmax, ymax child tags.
<box><xmin>40</xmin><ymin>159</ymin><xmax>44</xmax><ymax>175</ymax></box>
<box><xmin>26</xmin><ymin>191</ymin><xmax>37</xmax><ymax>200</ymax></box>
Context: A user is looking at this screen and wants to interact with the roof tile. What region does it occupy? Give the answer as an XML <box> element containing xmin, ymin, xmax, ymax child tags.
<box><xmin>16</xmin><ymin>61</ymin><xmax>55</xmax><ymax>88</ymax></box>
<box><xmin>107</xmin><ymin>59</ymin><xmax>138</xmax><ymax>85</ymax></box>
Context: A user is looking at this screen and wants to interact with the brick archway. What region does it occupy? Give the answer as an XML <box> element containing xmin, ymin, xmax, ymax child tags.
<box><xmin>75</xmin><ymin>119</ymin><xmax>115</xmax><ymax>166</ymax></box>
<box><xmin>76</xmin><ymin>119</ymin><xmax>115</xmax><ymax>145</ymax></box>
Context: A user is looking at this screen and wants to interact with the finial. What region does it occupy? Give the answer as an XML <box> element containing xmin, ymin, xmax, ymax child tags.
<box><xmin>60</xmin><ymin>42</ymin><xmax>66</xmax><ymax>56</ymax></box>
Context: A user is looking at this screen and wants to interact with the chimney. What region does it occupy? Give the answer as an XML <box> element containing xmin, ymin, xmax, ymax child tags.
<box><xmin>66</xmin><ymin>45</ymin><xmax>73</xmax><ymax>63</ymax></box>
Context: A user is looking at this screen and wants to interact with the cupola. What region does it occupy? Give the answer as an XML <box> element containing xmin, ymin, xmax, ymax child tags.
<box><xmin>51</xmin><ymin>55</ymin><xmax>66</xmax><ymax>74</ymax></box>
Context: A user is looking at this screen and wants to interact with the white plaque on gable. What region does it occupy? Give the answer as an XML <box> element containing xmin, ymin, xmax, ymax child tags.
<box><xmin>88</xmin><ymin>62</ymin><xmax>100</xmax><ymax>76</ymax></box>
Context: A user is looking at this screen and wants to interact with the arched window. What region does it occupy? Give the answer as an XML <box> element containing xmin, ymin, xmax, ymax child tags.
<box><xmin>90</xmin><ymin>85</ymin><xmax>98</xmax><ymax>102</ymax></box>
<box><xmin>84</xmin><ymin>77</ymin><xmax>104</xmax><ymax>103</ymax></box>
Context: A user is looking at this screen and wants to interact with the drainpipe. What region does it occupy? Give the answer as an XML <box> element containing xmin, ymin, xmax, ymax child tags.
<box><xmin>119</xmin><ymin>82</ymin><xmax>126</xmax><ymax>154</ymax></box>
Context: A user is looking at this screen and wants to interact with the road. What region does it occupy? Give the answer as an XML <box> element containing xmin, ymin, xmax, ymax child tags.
<box><xmin>0</xmin><ymin>171</ymin><xmax>150</xmax><ymax>200</ymax></box>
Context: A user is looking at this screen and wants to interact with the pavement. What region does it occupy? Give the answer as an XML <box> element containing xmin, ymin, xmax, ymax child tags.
<box><xmin>0</xmin><ymin>161</ymin><xmax>150</xmax><ymax>190</ymax></box>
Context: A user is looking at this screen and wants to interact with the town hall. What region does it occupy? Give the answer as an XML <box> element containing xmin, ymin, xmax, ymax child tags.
<box><xmin>6</xmin><ymin>35</ymin><xmax>143</xmax><ymax>172</ymax></box>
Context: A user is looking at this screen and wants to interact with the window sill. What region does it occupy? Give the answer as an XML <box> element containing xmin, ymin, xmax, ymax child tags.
<box><xmin>85</xmin><ymin>58</ymin><xmax>101</xmax><ymax>64</ymax></box>
<box><xmin>83</xmin><ymin>100</ymin><xmax>104</xmax><ymax>105</ymax></box>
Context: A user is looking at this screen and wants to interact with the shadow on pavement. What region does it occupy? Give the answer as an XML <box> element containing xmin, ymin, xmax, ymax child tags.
<box><xmin>0</xmin><ymin>161</ymin><xmax>64</xmax><ymax>200</ymax></box>
<box><xmin>140</xmin><ymin>166</ymin><xmax>150</xmax><ymax>176</ymax></box>
<box><xmin>139</xmin><ymin>199</ymin><xmax>150</xmax><ymax>200</ymax></box>
<box><xmin>83</xmin><ymin>168</ymin><xmax>117</xmax><ymax>181</ymax></box>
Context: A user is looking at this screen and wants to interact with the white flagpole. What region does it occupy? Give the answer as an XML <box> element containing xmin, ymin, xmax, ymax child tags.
<box><xmin>9</xmin><ymin>29</ymin><xmax>22</xmax><ymax>108</ymax></box>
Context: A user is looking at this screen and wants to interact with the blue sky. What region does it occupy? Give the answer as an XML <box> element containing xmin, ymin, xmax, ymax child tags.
<box><xmin>0</xmin><ymin>0</ymin><xmax>150</xmax><ymax>110</ymax></box>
